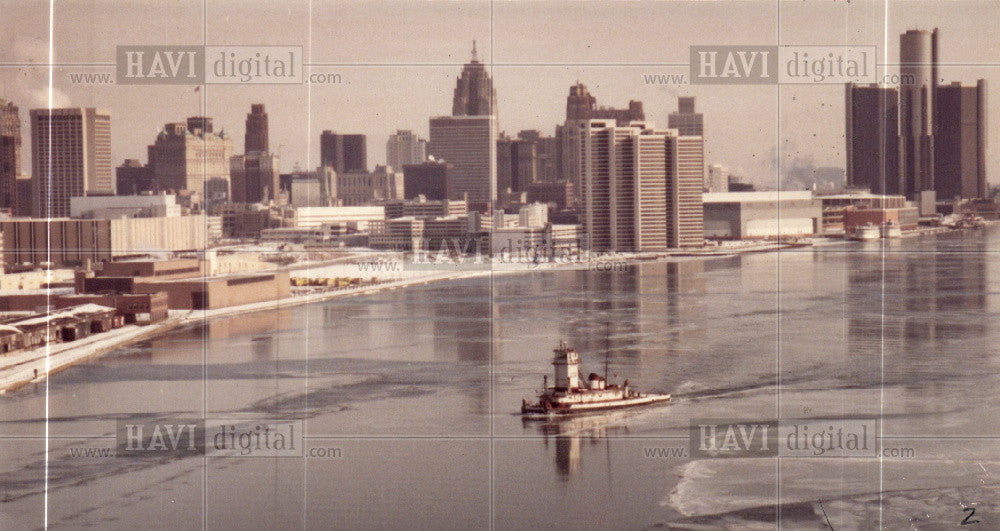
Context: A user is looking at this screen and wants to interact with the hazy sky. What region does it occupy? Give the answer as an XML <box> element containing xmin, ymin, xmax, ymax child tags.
<box><xmin>1</xmin><ymin>0</ymin><xmax>998</xmax><ymax>189</ymax></box>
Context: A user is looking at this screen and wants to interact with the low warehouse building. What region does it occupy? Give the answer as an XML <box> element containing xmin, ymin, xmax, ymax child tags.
<box><xmin>703</xmin><ymin>191</ymin><xmax>823</xmax><ymax>239</ymax></box>
<box><xmin>130</xmin><ymin>271</ymin><xmax>291</xmax><ymax>310</ymax></box>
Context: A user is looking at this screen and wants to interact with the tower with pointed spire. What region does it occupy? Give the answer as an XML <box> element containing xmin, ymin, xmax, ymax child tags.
<box><xmin>451</xmin><ymin>40</ymin><xmax>497</xmax><ymax>117</ymax></box>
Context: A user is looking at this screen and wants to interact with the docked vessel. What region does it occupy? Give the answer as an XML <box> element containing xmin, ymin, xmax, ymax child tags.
<box><xmin>521</xmin><ymin>342</ymin><xmax>670</xmax><ymax>417</ymax></box>
<box><xmin>848</xmin><ymin>223</ymin><xmax>880</xmax><ymax>241</ymax></box>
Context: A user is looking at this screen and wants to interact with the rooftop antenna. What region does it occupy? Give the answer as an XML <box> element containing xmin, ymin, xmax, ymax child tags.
<box><xmin>471</xmin><ymin>40</ymin><xmax>478</xmax><ymax>62</ymax></box>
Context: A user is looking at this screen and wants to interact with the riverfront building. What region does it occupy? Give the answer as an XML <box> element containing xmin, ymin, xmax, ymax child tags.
<box><xmin>580</xmin><ymin>119</ymin><xmax>703</xmax><ymax>252</ymax></box>
<box><xmin>0</xmin><ymin>215</ymin><xmax>207</xmax><ymax>269</ymax></box>
<box><xmin>702</xmin><ymin>191</ymin><xmax>823</xmax><ymax>239</ymax></box>
<box><xmin>934</xmin><ymin>80</ymin><xmax>987</xmax><ymax>199</ymax></box>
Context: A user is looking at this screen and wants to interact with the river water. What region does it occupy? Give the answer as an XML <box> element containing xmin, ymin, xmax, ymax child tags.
<box><xmin>2</xmin><ymin>228</ymin><xmax>1000</xmax><ymax>529</ymax></box>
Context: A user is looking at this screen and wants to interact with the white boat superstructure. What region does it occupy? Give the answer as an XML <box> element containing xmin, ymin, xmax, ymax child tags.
<box><xmin>521</xmin><ymin>342</ymin><xmax>670</xmax><ymax>417</ymax></box>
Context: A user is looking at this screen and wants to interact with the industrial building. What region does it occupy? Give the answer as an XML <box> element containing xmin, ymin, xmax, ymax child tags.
<box><xmin>813</xmin><ymin>191</ymin><xmax>908</xmax><ymax>232</ymax></box>
<box><xmin>702</xmin><ymin>191</ymin><xmax>823</xmax><ymax>239</ymax></box>
<box><xmin>0</xmin><ymin>215</ymin><xmax>207</xmax><ymax>270</ymax></box>
<box><xmin>77</xmin><ymin>258</ymin><xmax>290</xmax><ymax>310</ymax></box>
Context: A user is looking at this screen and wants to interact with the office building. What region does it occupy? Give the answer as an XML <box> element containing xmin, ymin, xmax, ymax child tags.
<box><xmin>845</xmin><ymin>83</ymin><xmax>900</xmax><ymax>194</ymax></box>
<box><xmin>386</xmin><ymin>130</ymin><xmax>427</xmax><ymax>170</ymax></box>
<box><xmin>334</xmin><ymin>165</ymin><xmax>403</xmax><ymax>206</ymax></box>
<box><xmin>934</xmin><ymin>80</ymin><xmax>987</xmax><ymax>199</ymax></box>
<box><xmin>403</xmin><ymin>160</ymin><xmax>451</xmax><ymax>200</ymax></box>
<box><xmin>230</xmin><ymin>152</ymin><xmax>280</xmax><ymax>204</ymax></box>
<box><xmin>244</xmin><ymin>104</ymin><xmax>269</xmax><ymax>154</ymax></box>
<box><xmin>497</xmin><ymin>134</ymin><xmax>537</xmax><ymax>195</ymax></box>
<box><xmin>670</xmin><ymin>134</ymin><xmax>706</xmax><ymax>248</ymax></box>
<box><xmin>452</xmin><ymin>41</ymin><xmax>497</xmax><ymax>117</ymax></box>
<box><xmin>1</xmin><ymin>99</ymin><xmax>21</xmax><ymax>212</ymax></box>
<box><xmin>527</xmin><ymin>180</ymin><xmax>574</xmax><ymax>210</ymax></box>
<box><xmin>560</xmin><ymin>82</ymin><xmax>645</xmax><ymax>204</ymax></box>
<box><xmin>30</xmin><ymin>107</ymin><xmax>113</xmax><ymax>218</ymax></box>
<box><xmin>280</xmin><ymin>167</ymin><xmax>335</xmax><ymax>207</ymax></box>
<box><xmin>520</xmin><ymin>130</ymin><xmax>561</xmax><ymax>182</ymax></box>
<box><xmin>706</xmin><ymin>164</ymin><xmax>729</xmax><ymax>193</ymax></box>
<box><xmin>320</xmin><ymin>131</ymin><xmax>367</xmax><ymax>174</ymax></box>
<box><xmin>428</xmin><ymin>115</ymin><xmax>497</xmax><ymax>211</ymax></box>
<box><xmin>115</xmin><ymin>159</ymin><xmax>154</xmax><ymax>195</ymax></box>
<box><xmin>668</xmin><ymin>96</ymin><xmax>704</xmax><ymax>136</ymax></box>
<box><xmin>580</xmin><ymin>119</ymin><xmax>703</xmax><ymax>252</ymax></box>
<box><xmin>147</xmin><ymin>120</ymin><xmax>232</xmax><ymax>205</ymax></box>
<box><xmin>899</xmin><ymin>28</ymin><xmax>938</xmax><ymax>198</ymax></box>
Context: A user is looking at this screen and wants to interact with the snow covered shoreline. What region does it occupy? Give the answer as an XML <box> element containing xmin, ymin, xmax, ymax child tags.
<box><xmin>0</xmin><ymin>239</ymin><xmax>818</xmax><ymax>393</ymax></box>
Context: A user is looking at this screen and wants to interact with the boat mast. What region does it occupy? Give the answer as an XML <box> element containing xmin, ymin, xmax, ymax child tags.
<box><xmin>604</xmin><ymin>321</ymin><xmax>610</xmax><ymax>382</ymax></box>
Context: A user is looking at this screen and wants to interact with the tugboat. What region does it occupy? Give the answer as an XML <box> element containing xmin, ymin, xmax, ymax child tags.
<box><xmin>521</xmin><ymin>342</ymin><xmax>671</xmax><ymax>417</ymax></box>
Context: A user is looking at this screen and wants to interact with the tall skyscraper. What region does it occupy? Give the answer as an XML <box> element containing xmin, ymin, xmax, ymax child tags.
<box><xmin>0</xmin><ymin>98</ymin><xmax>21</xmax><ymax>211</ymax></box>
<box><xmin>934</xmin><ymin>79</ymin><xmax>987</xmax><ymax>199</ymax></box>
<box><xmin>518</xmin><ymin>130</ymin><xmax>561</xmax><ymax>182</ymax></box>
<box><xmin>386</xmin><ymin>130</ymin><xmax>427</xmax><ymax>170</ymax></box>
<box><xmin>147</xmin><ymin>120</ymin><xmax>232</xmax><ymax>206</ymax></box>
<box><xmin>320</xmin><ymin>131</ymin><xmax>367</xmax><ymax>174</ymax></box>
<box><xmin>669</xmin><ymin>134</ymin><xmax>706</xmax><ymax>248</ymax></box>
<box><xmin>899</xmin><ymin>28</ymin><xmax>938</xmax><ymax>198</ymax></box>
<box><xmin>244</xmin><ymin>103</ymin><xmax>269</xmax><ymax>154</ymax></box>
<box><xmin>403</xmin><ymin>160</ymin><xmax>451</xmax><ymax>201</ymax></box>
<box><xmin>30</xmin><ymin>107</ymin><xmax>113</xmax><ymax>218</ymax></box>
<box><xmin>579</xmin><ymin>119</ymin><xmax>702</xmax><ymax>252</ymax></box>
<box><xmin>668</xmin><ymin>97</ymin><xmax>704</xmax><ymax>136</ymax></box>
<box><xmin>846</xmin><ymin>83</ymin><xmax>900</xmax><ymax>194</ymax></box>
<box><xmin>497</xmin><ymin>134</ymin><xmax>537</xmax><ymax>195</ymax></box>
<box><xmin>428</xmin><ymin>115</ymin><xmax>497</xmax><ymax>211</ymax></box>
<box><xmin>230</xmin><ymin>152</ymin><xmax>280</xmax><ymax>204</ymax></box>
<box><xmin>452</xmin><ymin>41</ymin><xmax>497</xmax><ymax>118</ymax></box>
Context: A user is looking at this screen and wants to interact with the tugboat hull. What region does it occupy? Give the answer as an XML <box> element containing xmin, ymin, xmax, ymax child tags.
<box><xmin>521</xmin><ymin>393</ymin><xmax>671</xmax><ymax>418</ymax></box>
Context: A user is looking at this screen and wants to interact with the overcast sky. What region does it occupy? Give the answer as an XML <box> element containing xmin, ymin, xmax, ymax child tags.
<box><xmin>1</xmin><ymin>0</ymin><xmax>998</xmax><ymax>188</ymax></box>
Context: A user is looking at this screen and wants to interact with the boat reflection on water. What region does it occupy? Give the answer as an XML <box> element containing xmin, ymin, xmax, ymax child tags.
<box><xmin>524</xmin><ymin>408</ymin><xmax>640</xmax><ymax>479</ymax></box>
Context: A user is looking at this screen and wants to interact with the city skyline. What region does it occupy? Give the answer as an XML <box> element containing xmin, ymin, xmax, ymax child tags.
<box><xmin>2</xmin><ymin>1</ymin><xmax>999</xmax><ymax>191</ymax></box>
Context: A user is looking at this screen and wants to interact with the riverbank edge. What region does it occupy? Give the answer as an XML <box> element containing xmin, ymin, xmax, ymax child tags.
<box><xmin>3</xmin><ymin>227</ymin><xmax>979</xmax><ymax>394</ymax></box>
